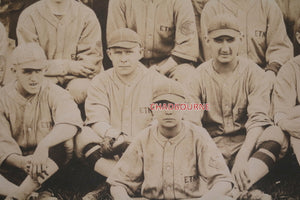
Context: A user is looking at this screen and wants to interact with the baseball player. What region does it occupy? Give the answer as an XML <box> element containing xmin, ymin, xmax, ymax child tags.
<box><xmin>200</xmin><ymin>0</ymin><xmax>293</xmax><ymax>85</ymax></box>
<box><xmin>187</xmin><ymin>14</ymin><xmax>288</xmax><ymax>199</ymax></box>
<box><xmin>107</xmin><ymin>78</ymin><xmax>234</xmax><ymax>200</ymax></box>
<box><xmin>273</xmin><ymin>21</ymin><xmax>300</xmax><ymax>165</ymax></box>
<box><xmin>16</xmin><ymin>0</ymin><xmax>103</xmax><ymax>104</ymax></box>
<box><xmin>0</xmin><ymin>43</ymin><xmax>82</xmax><ymax>199</ymax></box>
<box><xmin>75</xmin><ymin>28</ymin><xmax>169</xmax><ymax>199</ymax></box>
<box><xmin>107</xmin><ymin>0</ymin><xmax>199</xmax><ymax>83</ymax></box>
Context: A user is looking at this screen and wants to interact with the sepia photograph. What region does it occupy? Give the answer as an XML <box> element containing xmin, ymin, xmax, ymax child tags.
<box><xmin>0</xmin><ymin>0</ymin><xmax>299</xmax><ymax>199</ymax></box>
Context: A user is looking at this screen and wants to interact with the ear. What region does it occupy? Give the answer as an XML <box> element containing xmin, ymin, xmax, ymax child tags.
<box><xmin>138</xmin><ymin>47</ymin><xmax>144</xmax><ymax>60</ymax></box>
<box><xmin>106</xmin><ymin>49</ymin><xmax>112</xmax><ymax>60</ymax></box>
<box><xmin>204</xmin><ymin>35</ymin><xmax>210</xmax><ymax>44</ymax></box>
<box><xmin>11</xmin><ymin>65</ymin><xmax>17</xmax><ymax>73</ymax></box>
<box><xmin>296</xmin><ymin>32</ymin><xmax>300</xmax><ymax>45</ymax></box>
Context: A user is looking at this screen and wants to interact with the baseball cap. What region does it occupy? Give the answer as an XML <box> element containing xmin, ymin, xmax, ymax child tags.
<box><xmin>107</xmin><ymin>28</ymin><xmax>143</xmax><ymax>49</ymax></box>
<box><xmin>153</xmin><ymin>79</ymin><xmax>185</xmax><ymax>104</ymax></box>
<box><xmin>207</xmin><ymin>14</ymin><xmax>240</xmax><ymax>38</ymax></box>
<box><xmin>12</xmin><ymin>43</ymin><xmax>47</xmax><ymax>69</ymax></box>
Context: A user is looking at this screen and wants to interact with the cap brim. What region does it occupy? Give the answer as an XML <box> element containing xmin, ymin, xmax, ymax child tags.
<box><xmin>209</xmin><ymin>29</ymin><xmax>240</xmax><ymax>38</ymax></box>
<box><xmin>108</xmin><ymin>41</ymin><xmax>140</xmax><ymax>49</ymax></box>
<box><xmin>18</xmin><ymin>60</ymin><xmax>47</xmax><ymax>70</ymax></box>
<box><xmin>153</xmin><ymin>94</ymin><xmax>185</xmax><ymax>104</ymax></box>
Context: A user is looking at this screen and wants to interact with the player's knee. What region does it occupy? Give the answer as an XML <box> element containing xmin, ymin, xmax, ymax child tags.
<box><xmin>66</xmin><ymin>78</ymin><xmax>91</xmax><ymax>104</ymax></box>
<box><xmin>82</xmin><ymin>143</ymin><xmax>103</xmax><ymax>170</ymax></box>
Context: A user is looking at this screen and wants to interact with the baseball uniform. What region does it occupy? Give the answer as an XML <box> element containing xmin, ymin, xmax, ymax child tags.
<box><xmin>16</xmin><ymin>0</ymin><xmax>103</xmax><ymax>103</ymax></box>
<box><xmin>107</xmin><ymin>0</ymin><xmax>199</xmax><ymax>74</ymax></box>
<box><xmin>75</xmin><ymin>65</ymin><xmax>169</xmax><ymax>155</ymax></box>
<box><xmin>0</xmin><ymin>80</ymin><xmax>82</xmax><ymax>166</ymax></box>
<box><xmin>201</xmin><ymin>0</ymin><xmax>293</xmax><ymax>72</ymax></box>
<box><xmin>187</xmin><ymin>57</ymin><xmax>288</xmax><ymax>163</ymax></box>
<box><xmin>107</xmin><ymin>120</ymin><xmax>234</xmax><ymax>199</ymax></box>
<box><xmin>273</xmin><ymin>55</ymin><xmax>300</xmax><ymax>163</ymax></box>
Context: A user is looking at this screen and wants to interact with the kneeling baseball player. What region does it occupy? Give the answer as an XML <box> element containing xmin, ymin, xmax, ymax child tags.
<box><xmin>0</xmin><ymin>43</ymin><xmax>82</xmax><ymax>199</ymax></box>
<box><xmin>107</xmin><ymin>78</ymin><xmax>234</xmax><ymax>200</ymax></box>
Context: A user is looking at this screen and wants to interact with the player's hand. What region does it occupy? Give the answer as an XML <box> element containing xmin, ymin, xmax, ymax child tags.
<box><xmin>68</xmin><ymin>62</ymin><xmax>94</xmax><ymax>77</ymax></box>
<box><xmin>30</xmin><ymin>145</ymin><xmax>49</xmax><ymax>181</ymax></box>
<box><xmin>112</xmin><ymin>134</ymin><xmax>132</xmax><ymax>156</ymax></box>
<box><xmin>231</xmin><ymin>154</ymin><xmax>250</xmax><ymax>192</ymax></box>
<box><xmin>19</xmin><ymin>155</ymin><xmax>33</xmax><ymax>174</ymax></box>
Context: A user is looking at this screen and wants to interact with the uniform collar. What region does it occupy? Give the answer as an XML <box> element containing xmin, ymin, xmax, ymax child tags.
<box><xmin>37</xmin><ymin>0</ymin><xmax>78</xmax><ymax>27</ymax></box>
<box><xmin>220</xmin><ymin>0</ymin><xmax>257</xmax><ymax>13</ymax></box>
<box><xmin>111</xmin><ymin>62</ymin><xmax>149</xmax><ymax>87</ymax></box>
<box><xmin>153</xmin><ymin>120</ymin><xmax>186</xmax><ymax>147</ymax></box>
<box><xmin>205</xmin><ymin>57</ymin><xmax>247</xmax><ymax>86</ymax></box>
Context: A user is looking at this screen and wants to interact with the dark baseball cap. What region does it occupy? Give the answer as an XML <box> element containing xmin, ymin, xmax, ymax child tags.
<box><xmin>153</xmin><ymin>78</ymin><xmax>185</xmax><ymax>104</ymax></box>
<box><xmin>107</xmin><ymin>28</ymin><xmax>143</xmax><ymax>49</ymax></box>
<box><xmin>208</xmin><ymin>14</ymin><xmax>240</xmax><ymax>38</ymax></box>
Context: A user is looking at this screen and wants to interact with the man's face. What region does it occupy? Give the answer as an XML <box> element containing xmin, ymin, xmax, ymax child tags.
<box><xmin>108</xmin><ymin>45</ymin><xmax>143</xmax><ymax>77</ymax></box>
<box><xmin>208</xmin><ymin>35</ymin><xmax>241</xmax><ymax>65</ymax></box>
<box><xmin>153</xmin><ymin>101</ymin><xmax>184</xmax><ymax>129</ymax></box>
<box><xmin>16</xmin><ymin>67</ymin><xmax>44</xmax><ymax>97</ymax></box>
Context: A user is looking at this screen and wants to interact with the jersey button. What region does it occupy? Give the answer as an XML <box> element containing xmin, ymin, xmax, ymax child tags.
<box><xmin>28</xmin><ymin>128</ymin><xmax>32</xmax><ymax>132</ymax></box>
<box><xmin>166</xmin><ymin>166</ymin><xmax>170</xmax><ymax>171</ymax></box>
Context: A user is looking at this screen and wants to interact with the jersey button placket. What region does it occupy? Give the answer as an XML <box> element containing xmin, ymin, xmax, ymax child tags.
<box><xmin>163</xmin><ymin>141</ymin><xmax>175</xmax><ymax>199</ymax></box>
<box><xmin>145</xmin><ymin>1</ymin><xmax>155</xmax><ymax>58</ymax></box>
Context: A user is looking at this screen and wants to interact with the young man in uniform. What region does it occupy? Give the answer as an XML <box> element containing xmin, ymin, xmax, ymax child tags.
<box><xmin>16</xmin><ymin>0</ymin><xmax>103</xmax><ymax>104</ymax></box>
<box><xmin>106</xmin><ymin>0</ymin><xmax>199</xmax><ymax>83</ymax></box>
<box><xmin>273</xmin><ymin>20</ymin><xmax>300</xmax><ymax>165</ymax></box>
<box><xmin>188</xmin><ymin>14</ymin><xmax>288</xmax><ymax>199</ymax></box>
<box><xmin>107</xmin><ymin>78</ymin><xmax>234</xmax><ymax>200</ymax></box>
<box><xmin>200</xmin><ymin>0</ymin><xmax>293</xmax><ymax>85</ymax></box>
<box><xmin>0</xmin><ymin>43</ymin><xmax>82</xmax><ymax>199</ymax></box>
<box><xmin>75</xmin><ymin>28</ymin><xmax>168</xmax><ymax>199</ymax></box>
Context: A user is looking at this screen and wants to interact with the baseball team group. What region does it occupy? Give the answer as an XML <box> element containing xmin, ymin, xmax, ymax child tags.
<box><xmin>0</xmin><ymin>0</ymin><xmax>299</xmax><ymax>199</ymax></box>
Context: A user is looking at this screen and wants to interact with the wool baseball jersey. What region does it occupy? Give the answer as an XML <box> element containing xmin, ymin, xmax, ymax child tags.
<box><xmin>107</xmin><ymin>0</ymin><xmax>199</xmax><ymax>65</ymax></box>
<box><xmin>17</xmin><ymin>0</ymin><xmax>103</xmax><ymax>78</ymax></box>
<box><xmin>201</xmin><ymin>0</ymin><xmax>293</xmax><ymax>69</ymax></box>
<box><xmin>85</xmin><ymin>64</ymin><xmax>168</xmax><ymax>138</ymax></box>
<box><xmin>107</xmin><ymin>120</ymin><xmax>233</xmax><ymax>199</ymax></box>
<box><xmin>187</xmin><ymin>57</ymin><xmax>273</xmax><ymax>137</ymax></box>
<box><xmin>0</xmin><ymin>81</ymin><xmax>83</xmax><ymax>166</ymax></box>
<box><xmin>273</xmin><ymin>55</ymin><xmax>300</xmax><ymax>117</ymax></box>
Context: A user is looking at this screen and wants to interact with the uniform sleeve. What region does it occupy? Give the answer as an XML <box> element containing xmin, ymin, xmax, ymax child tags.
<box><xmin>106</xmin><ymin>0</ymin><xmax>127</xmax><ymax>37</ymax></box>
<box><xmin>16</xmin><ymin>8</ymin><xmax>40</xmax><ymax>44</ymax></box>
<box><xmin>0</xmin><ymin>101</ymin><xmax>22</xmax><ymax>166</ymax></box>
<box><xmin>273</xmin><ymin>62</ymin><xmax>297</xmax><ymax>116</ymax></box>
<box><xmin>172</xmin><ymin>0</ymin><xmax>199</xmax><ymax>62</ymax></box>
<box><xmin>264</xmin><ymin>0</ymin><xmax>293</xmax><ymax>72</ymax></box>
<box><xmin>48</xmin><ymin>84</ymin><xmax>83</xmax><ymax>130</ymax></box>
<box><xmin>197</xmin><ymin>128</ymin><xmax>234</xmax><ymax>189</ymax></box>
<box><xmin>245</xmin><ymin>65</ymin><xmax>273</xmax><ymax>132</ymax></box>
<box><xmin>84</xmin><ymin>75</ymin><xmax>112</xmax><ymax>135</ymax></box>
<box><xmin>73</xmin><ymin>9</ymin><xmax>103</xmax><ymax>75</ymax></box>
<box><xmin>107</xmin><ymin>138</ymin><xmax>144</xmax><ymax>196</ymax></box>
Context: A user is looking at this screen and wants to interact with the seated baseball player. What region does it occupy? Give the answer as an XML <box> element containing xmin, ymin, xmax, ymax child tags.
<box><xmin>75</xmin><ymin>28</ymin><xmax>169</xmax><ymax>199</ymax></box>
<box><xmin>273</xmin><ymin>21</ymin><xmax>300</xmax><ymax>165</ymax></box>
<box><xmin>107</xmin><ymin>0</ymin><xmax>199</xmax><ymax>84</ymax></box>
<box><xmin>0</xmin><ymin>43</ymin><xmax>82</xmax><ymax>200</ymax></box>
<box><xmin>16</xmin><ymin>0</ymin><xmax>103</xmax><ymax>104</ymax></box>
<box><xmin>107</xmin><ymin>78</ymin><xmax>234</xmax><ymax>200</ymax></box>
<box><xmin>187</xmin><ymin>14</ymin><xmax>288</xmax><ymax>199</ymax></box>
